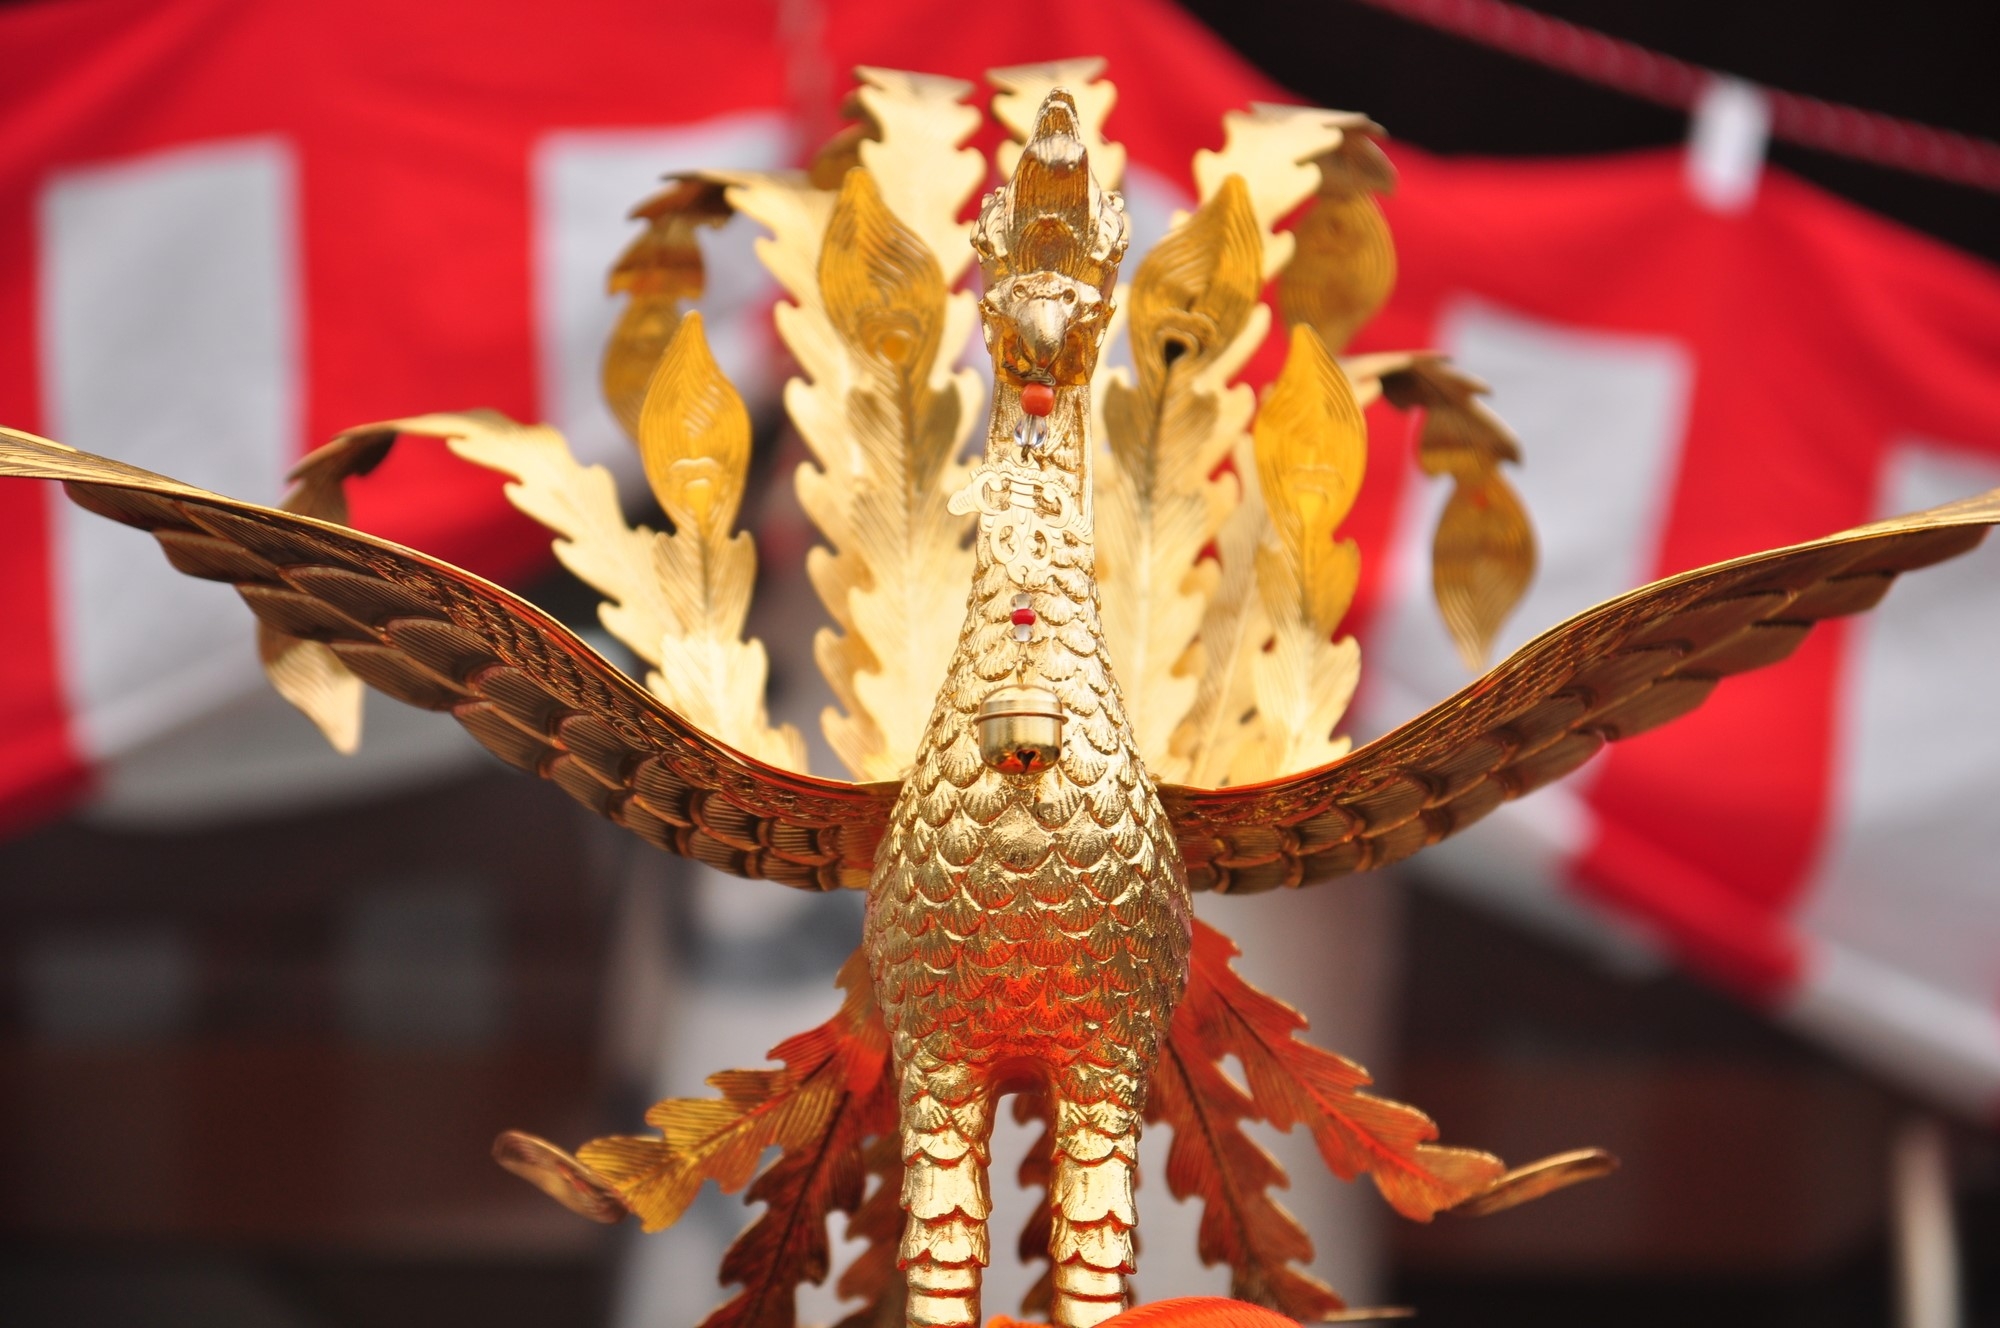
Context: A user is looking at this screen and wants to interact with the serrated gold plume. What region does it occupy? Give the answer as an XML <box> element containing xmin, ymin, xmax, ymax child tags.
<box><xmin>1240</xmin><ymin>325</ymin><xmax>1366</xmax><ymax>778</ymax></box>
<box><xmin>1131</xmin><ymin>106</ymin><xmax>1360</xmax><ymax>785</ymax></box>
<box><xmin>603</xmin><ymin>179</ymin><xmax>735</xmax><ymax>438</ymax></box>
<box><xmin>1346</xmin><ymin>351</ymin><xmax>1536</xmax><ymax>669</ymax></box>
<box><xmin>990</xmin><ymin>58</ymin><xmax>1127</xmax><ymax>188</ymax></box>
<box><xmin>776</xmin><ymin>72</ymin><xmax>985</xmax><ymax>782</ymax></box>
<box><xmin>1094</xmin><ymin>176</ymin><xmax>1265</xmax><ymax>778</ymax></box>
<box><xmin>361</xmin><ymin>393</ymin><xmax>805</xmax><ymax>770</ymax></box>
<box><xmin>1277</xmin><ymin>121</ymin><xmax>1397</xmax><ymax>354</ymax></box>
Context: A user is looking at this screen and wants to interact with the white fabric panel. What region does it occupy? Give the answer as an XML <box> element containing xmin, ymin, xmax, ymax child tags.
<box><xmin>40</xmin><ymin>137</ymin><xmax>299</xmax><ymax>759</ymax></box>
<box><xmin>1789</xmin><ymin>443</ymin><xmax>2000</xmax><ymax>1116</ymax></box>
<box><xmin>1356</xmin><ymin>297</ymin><xmax>1693</xmax><ymax>964</ymax></box>
<box><xmin>531</xmin><ymin>113</ymin><xmax>789</xmax><ymax>471</ymax></box>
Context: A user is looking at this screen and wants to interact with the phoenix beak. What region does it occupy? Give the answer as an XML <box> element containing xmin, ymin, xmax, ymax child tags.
<box><xmin>1014</xmin><ymin>297</ymin><xmax>1072</xmax><ymax>371</ymax></box>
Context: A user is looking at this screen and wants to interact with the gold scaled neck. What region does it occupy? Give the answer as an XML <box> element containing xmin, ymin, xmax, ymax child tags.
<box><xmin>973</xmin><ymin>89</ymin><xmax>1128</xmax><ymax>387</ymax></box>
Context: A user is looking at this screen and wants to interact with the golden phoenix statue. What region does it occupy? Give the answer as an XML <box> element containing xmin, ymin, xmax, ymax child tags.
<box><xmin>5</xmin><ymin>61</ymin><xmax>1999</xmax><ymax>1328</ymax></box>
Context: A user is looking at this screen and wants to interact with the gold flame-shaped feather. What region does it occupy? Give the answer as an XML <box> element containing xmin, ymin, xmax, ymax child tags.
<box><xmin>1239</xmin><ymin>325</ymin><xmax>1366</xmax><ymax>778</ymax></box>
<box><xmin>603</xmin><ymin>179</ymin><xmax>734</xmax><ymax>438</ymax></box>
<box><xmin>1278</xmin><ymin>123</ymin><xmax>1397</xmax><ymax>355</ymax></box>
<box><xmin>1347</xmin><ymin>351</ymin><xmax>1536</xmax><ymax>668</ymax></box>
<box><xmin>1143</xmin><ymin>107</ymin><xmax>1359</xmax><ymax>785</ymax></box>
<box><xmin>778</xmin><ymin>74</ymin><xmax>985</xmax><ymax>782</ymax></box>
<box><xmin>1094</xmin><ymin>177</ymin><xmax>1265</xmax><ymax>777</ymax></box>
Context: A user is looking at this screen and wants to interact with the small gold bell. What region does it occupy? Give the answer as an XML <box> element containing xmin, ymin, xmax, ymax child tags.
<box><xmin>977</xmin><ymin>683</ymin><xmax>1065</xmax><ymax>775</ymax></box>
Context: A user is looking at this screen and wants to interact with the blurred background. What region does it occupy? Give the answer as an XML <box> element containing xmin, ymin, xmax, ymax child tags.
<box><xmin>0</xmin><ymin>1</ymin><xmax>1996</xmax><ymax>1326</ymax></box>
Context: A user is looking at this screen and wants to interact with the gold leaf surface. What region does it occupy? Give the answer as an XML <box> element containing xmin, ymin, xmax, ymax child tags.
<box><xmin>1165</xmin><ymin>435</ymin><xmax>1273</xmax><ymax>788</ymax></box>
<box><xmin>249</xmin><ymin>399</ymin><xmax>805</xmax><ymax>769</ymax></box>
<box><xmin>602</xmin><ymin>177</ymin><xmax>735</xmax><ymax>438</ymax></box>
<box><xmin>1255</xmin><ymin>326</ymin><xmax>1366</xmax><ymax>633</ymax></box>
<box><xmin>1095</xmin><ymin>176</ymin><xmax>1265</xmax><ymax>777</ymax></box>
<box><xmin>1148</xmin><ymin>920</ymin><xmax>1530</xmax><ymax>1315</ymax></box>
<box><xmin>633</xmin><ymin>316</ymin><xmax>807</xmax><ymax>769</ymax></box>
<box><xmin>1150</xmin><ymin>1008</ymin><xmax>1336</xmax><ymax>1319</ymax></box>
<box><xmin>832</xmin><ymin>1132</ymin><xmax>910</xmax><ymax>1328</ymax></box>
<box><xmin>1277</xmin><ymin>125</ymin><xmax>1397</xmax><ymax>355</ymax></box>
<box><xmin>1193</xmin><ymin>104</ymin><xmax>1366</xmax><ymax>279</ymax></box>
<box><xmin>707</xmin><ymin>71</ymin><xmax>984</xmax><ymax>783</ymax></box>
<box><xmin>575</xmin><ymin>953</ymin><xmax>897</xmax><ymax>1328</ymax></box>
<box><xmin>430</xmin><ymin>388</ymin><xmax>806</xmax><ymax>771</ymax></box>
<box><xmin>1238</xmin><ymin>325</ymin><xmax>1367</xmax><ymax>779</ymax></box>
<box><xmin>1432</xmin><ymin>470</ymin><xmax>1536</xmax><ymax>672</ymax></box>
<box><xmin>1115</xmin><ymin>105</ymin><xmax>1366</xmax><ymax>787</ymax></box>
<box><xmin>575</xmin><ymin>952</ymin><xmax>891</xmax><ymax>1231</ymax></box>
<box><xmin>851</xmin><ymin>67</ymin><xmax>985</xmax><ymax>285</ymax></box>
<box><xmin>1356</xmin><ymin>352</ymin><xmax>1535</xmax><ymax>669</ymax></box>
<box><xmin>258</xmin><ymin>634</ymin><xmax>362</xmax><ymax>754</ymax></box>
<box><xmin>989</xmin><ymin>58</ymin><xmax>1126</xmax><ymax>188</ymax></box>
<box><xmin>792</xmin><ymin>165</ymin><xmax>979</xmax><ymax>781</ymax></box>
<box><xmin>1176</xmin><ymin>920</ymin><xmax>1507</xmax><ymax>1225</ymax></box>
<box><xmin>638</xmin><ymin>308</ymin><xmax>751</xmax><ymax>539</ymax></box>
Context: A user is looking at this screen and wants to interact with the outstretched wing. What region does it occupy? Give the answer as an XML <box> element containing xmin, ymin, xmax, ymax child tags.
<box><xmin>1162</xmin><ymin>488</ymin><xmax>2000</xmax><ymax>893</ymax></box>
<box><xmin>0</xmin><ymin>428</ymin><xmax>896</xmax><ymax>889</ymax></box>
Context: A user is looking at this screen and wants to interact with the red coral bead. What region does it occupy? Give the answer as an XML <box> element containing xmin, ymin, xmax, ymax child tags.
<box><xmin>1020</xmin><ymin>382</ymin><xmax>1055</xmax><ymax>416</ymax></box>
<box><xmin>1011</xmin><ymin>607</ymin><xmax>1037</xmax><ymax>626</ymax></box>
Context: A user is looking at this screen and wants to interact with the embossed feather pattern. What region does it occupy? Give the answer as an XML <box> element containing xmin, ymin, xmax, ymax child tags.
<box><xmin>1094</xmin><ymin>176</ymin><xmax>1263</xmax><ymax>778</ymax></box>
<box><xmin>789</xmin><ymin>73</ymin><xmax>985</xmax><ymax>783</ymax></box>
<box><xmin>0</xmin><ymin>427</ymin><xmax>894</xmax><ymax>890</ymax></box>
<box><xmin>8</xmin><ymin>59</ymin><xmax>2000</xmax><ymax>1328</ymax></box>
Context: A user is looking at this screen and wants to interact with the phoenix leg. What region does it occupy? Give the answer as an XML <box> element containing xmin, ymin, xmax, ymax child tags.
<box><xmin>899</xmin><ymin>1059</ymin><xmax>993</xmax><ymax>1328</ymax></box>
<box><xmin>1047</xmin><ymin>1087</ymin><xmax>1140</xmax><ymax>1328</ymax></box>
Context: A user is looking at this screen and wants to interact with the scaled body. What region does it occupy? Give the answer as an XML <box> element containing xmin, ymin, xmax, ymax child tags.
<box><xmin>866</xmin><ymin>92</ymin><xmax>1190</xmax><ymax>1328</ymax></box>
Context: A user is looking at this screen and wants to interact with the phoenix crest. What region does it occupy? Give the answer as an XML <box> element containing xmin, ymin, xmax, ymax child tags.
<box><xmin>5</xmin><ymin>62</ymin><xmax>1998</xmax><ymax>1328</ymax></box>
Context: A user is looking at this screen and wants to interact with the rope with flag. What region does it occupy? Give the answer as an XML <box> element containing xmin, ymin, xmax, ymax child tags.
<box><xmin>1347</xmin><ymin>0</ymin><xmax>2000</xmax><ymax>191</ymax></box>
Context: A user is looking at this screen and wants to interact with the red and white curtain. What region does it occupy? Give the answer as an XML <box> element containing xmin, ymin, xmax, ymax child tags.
<box><xmin>3</xmin><ymin>0</ymin><xmax>1997</xmax><ymax>1119</ymax></box>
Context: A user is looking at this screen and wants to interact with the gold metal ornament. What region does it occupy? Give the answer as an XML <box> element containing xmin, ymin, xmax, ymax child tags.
<box><xmin>976</xmin><ymin>684</ymin><xmax>1067</xmax><ymax>775</ymax></box>
<box><xmin>6</xmin><ymin>62</ymin><xmax>2000</xmax><ymax>1328</ymax></box>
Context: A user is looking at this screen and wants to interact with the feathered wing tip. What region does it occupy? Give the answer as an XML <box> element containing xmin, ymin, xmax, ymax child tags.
<box><xmin>0</xmin><ymin>425</ymin><xmax>896</xmax><ymax>889</ymax></box>
<box><xmin>1163</xmin><ymin>482</ymin><xmax>2000</xmax><ymax>893</ymax></box>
